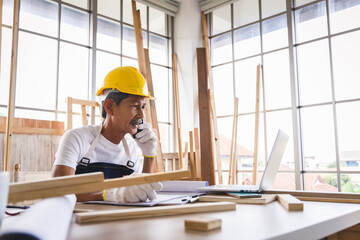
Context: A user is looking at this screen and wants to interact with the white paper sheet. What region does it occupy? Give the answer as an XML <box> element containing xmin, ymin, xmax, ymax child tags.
<box><xmin>0</xmin><ymin>194</ymin><xmax>76</xmax><ymax>240</ymax></box>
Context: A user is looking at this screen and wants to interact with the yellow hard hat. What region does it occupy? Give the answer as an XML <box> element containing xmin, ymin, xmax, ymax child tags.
<box><xmin>96</xmin><ymin>66</ymin><xmax>151</xmax><ymax>98</ymax></box>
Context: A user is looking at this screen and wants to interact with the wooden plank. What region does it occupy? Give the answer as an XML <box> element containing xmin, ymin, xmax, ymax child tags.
<box><xmin>70</xmin><ymin>98</ymin><xmax>100</xmax><ymax>107</ymax></box>
<box><xmin>144</xmin><ymin>49</ymin><xmax>164</xmax><ymax>172</ymax></box>
<box><xmin>201</xmin><ymin>12</ymin><xmax>223</xmax><ymax>184</ymax></box>
<box><xmin>197</xmin><ymin>48</ymin><xmax>215</xmax><ymax>185</ymax></box>
<box><xmin>263</xmin><ymin>190</ymin><xmax>360</xmax><ymax>200</ymax></box>
<box><xmin>8</xmin><ymin>170</ymin><xmax>191</xmax><ymax>203</ymax></box>
<box><xmin>199</xmin><ymin>194</ymin><xmax>277</xmax><ymax>205</ymax></box>
<box><xmin>81</xmin><ymin>105</ymin><xmax>88</xmax><ymax>126</ymax></box>
<box><xmin>183</xmin><ymin>142</ymin><xmax>188</xmax><ymax>170</ymax></box>
<box><xmin>189</xmin><ymin>131</ymin><xmax>195</xmax><ymax>179</ymax></box>
<box><xmin>173</xmin><ymin>53</ymin><xmax>183</xmax><ymax>169</ymax></box>
<box><xmin>194</xmin><ymin>128</ymin><xmax>201</xmax><ymax>179</ymax></box>
<box><xmin>229</xmin><ymin>98</ymin><xmax>239</xmax><ymax>185</ymax></box>
<box><xmin>184</xmin><ymin>217</ymin><xmax>222</xmax><ymax>231</ymax></box>
<box><xmin>9</xmin><ymin>172</ymin><xmax>104</xmax><ymax>194</ymax></box>
<box><xmin>4</xmin><ymin>0</ymin><xmax>20</xmax><ymax>172</ymax></box>
<box><xmin>75</xmin><ymin>202</ymin><xmax>236</xmax><ymax>224</ymax></box>
<box><xmin>252</xmin><ymin>64</ymin><xmax>261</xmax><ymax>184</ymax></box>
<box><xmin>277</xmin><ymin>194</ymin><xmax>304</xmax><ymax>211</ymax></box>
<box><xmin>66</xmin><ymin>97</ymin><xmax>73</xmax><ymax>130</ymax></box>
<box><xmin>297</xmin><ymin>197</ymin><xmax>360</xmax><ymax>204</ymax></box>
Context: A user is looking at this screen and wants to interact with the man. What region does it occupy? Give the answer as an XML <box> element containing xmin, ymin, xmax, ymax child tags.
<box><xmin>52</xmin><ymin>66</ymin><xmax>162</xmax><ymax>203</ymax></box>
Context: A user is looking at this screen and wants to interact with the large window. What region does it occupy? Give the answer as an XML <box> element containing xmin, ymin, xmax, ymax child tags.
<box><xmin>208</xmin><ymin>0</ymin><xmax>360</xmax><ymax>192</ymax></box>
<box><xmin>0</xmin><ymin>0</ymin><xmax>174</xmax><ymax>152</ymax></box>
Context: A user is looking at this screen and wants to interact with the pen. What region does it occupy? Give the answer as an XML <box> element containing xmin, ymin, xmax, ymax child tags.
<box><xmin>7</xmin><ymin>205</ymin><xmax>30</xmax><ymax>209</ymax></box>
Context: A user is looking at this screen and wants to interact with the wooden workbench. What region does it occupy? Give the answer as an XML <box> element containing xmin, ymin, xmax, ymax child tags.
<box><xmin>68</xmin><ymin>200</ymin><xmax>360</xmax><ymax>240</ymax></box>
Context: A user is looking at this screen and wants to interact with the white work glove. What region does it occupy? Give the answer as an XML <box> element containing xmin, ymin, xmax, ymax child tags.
<box><xmin>104</xmin><ymin>182</ymin><xmax>163</xmax><ymax>203</ymax></box>
<box><xmin>134</xmin><ymin>123</ymin><xmax>157</xmax><ymax>157</ymax></box>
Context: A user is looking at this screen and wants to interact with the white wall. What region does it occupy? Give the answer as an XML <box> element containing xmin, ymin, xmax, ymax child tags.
<box><xmin>174</xmin><ymin>0</ymin><xmax>203</xmax><ymax>145</ymax></box>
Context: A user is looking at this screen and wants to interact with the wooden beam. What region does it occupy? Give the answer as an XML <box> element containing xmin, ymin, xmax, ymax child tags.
<box><xmin>189</xmin><ymin>131</ymin><xmax>195</xmax><ymax>179</ymax></box>
<box><xmin>229</xmin><ymin>98</ymin><xmax>239</xmax><ymax>185</ymax></box>
<box><xmin>66</xmin><ymin>97</ymin><xmax>73</xmax><ymax>130</ymax></box>
<box><xmin>201</xmin><ymin>12</ymin><xmax>223</xmax><ymax>184</ymax></box>
<box><xmin>194</xmin><ymin>127</ymin><xmax>201</xmax><ymax>179</ymax></box>
<box><xmin>9</xmin><ymin>172</ymin><xmax>104</xmax><ymax>194</ymax></box>
<box><xmin>75</xmin><ymin>202</ymin><xmax>236</xmax><ymax>224</ymax></box>
<box><xmin>81</xmin><ymin>105</ymin><xmax>87</xmax><ymax>126</ymax></box>
<box><xmin>172</xmin><ymin>53</ymin><xmax>183</xmax><ymax>169</ymax></box>
<box><xmin>8</xmin><ymin>170</ymin><xmax>191</xmax><ymax>203</ymax></box>
<box><xmin>263</xmin><ymin>189</ymin><xmax>360</xmax><ymax>200</ymax></box>
<box><xmin>252</xmin><ymin>64</ymin><xmax>261</xmax><ymax>184</ymax></box>
<box><xmin>184</xmin><ymin>217</ymin><xmax>222</xmax><ymax>231</ymax></box>
<box><xmin>183</xmin><ymin>142</ymin><xmax>188</xmax><ymax>170</ymax></box>
<box><xmin>131</xmin><ymin>0</ymin><xmax>152</xmax><ymax>127</ymax></box>
<box><xmin>4</xmin><ymin>0</ymin><xmax>20</xmax><ymax>172</ymax></box>
<box><xmin>144</xmin><ymin>49</ymin><xmax>164</xmax><ymax>172</ymax></box>
<box><xmin>197</xmin><ymin>48</ymin><xmax>215</xmax><ymax>185</ymax></box>
<box><xmin>277</xmin><ymin>194</ymin><xmax>304</xmax><ymax>211</ymax></box>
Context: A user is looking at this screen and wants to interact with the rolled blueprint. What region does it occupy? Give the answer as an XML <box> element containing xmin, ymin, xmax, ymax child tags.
<box><xmin>0</xmin><ymin>194</ymin><xmax>76</xmax><ymax>240</ymax></box>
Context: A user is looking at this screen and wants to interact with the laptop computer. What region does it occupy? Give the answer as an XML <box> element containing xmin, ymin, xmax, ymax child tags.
<box><xmin>198</xmin><ymin>129</ymin><xmax>289</xmax><ymax>193</ymax></box>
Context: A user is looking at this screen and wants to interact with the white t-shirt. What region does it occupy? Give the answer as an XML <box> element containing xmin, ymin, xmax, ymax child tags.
<box><xmin>54</xmin><ymin>125</ymin><xmax>141</xmax><ymax>173</ymax></box>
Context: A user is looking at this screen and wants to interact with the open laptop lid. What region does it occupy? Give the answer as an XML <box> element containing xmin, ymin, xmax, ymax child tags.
<box><xmin>258</xmin><ymin>129</ymin><xmax>289</xmax><ymax>191</ymax></box>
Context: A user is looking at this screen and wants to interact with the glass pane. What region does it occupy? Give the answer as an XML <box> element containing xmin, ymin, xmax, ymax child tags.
<box><xmin>123</xmin><ymin>0</ymin><xmax>147</xmax><ymax>29</ymax></box>
<box><xmin>20</xmin><ymin>0</ymin><xmax>58</xmax><ymax>37</ymax></box>
<box><xmin>233</xmin><ymin>0</ymin><xmax>259</xmax><ymax>27</ymax></box>
<box><xmin>96</xmin><ymin>51</ymin><xmax>121</xmax><ymax>94</ymax></box>
<box><xmin>261</xmin><ymin>0</ymin><xmax>286</xmax><ymax>19</ymax></box>
<box><xmin>61</xmin><ymin>5</ymin><xmax>89</xmax><ymax>45</ymax></box>
<box><xmin>213</xmin><ymin>64</ymin><xmax>234</xmax><ymax>116</ymax></box>
<box><xmin>330</xmin><ymin>0</ymin><xmax>360</xmax><ymax>34</ymax></box>
<box><xmin>234</xmin><ymin>56</ymin><xmax>261</xmax><ymax>113</ymax></box>
<box><xmin>332</xmin><ymin>31</ymin><xmax>360</xmax><ymax>101</ymax></box>
<box><xmin>62</xmin><ymin>0</ymin><xmax>88</xmax><ymax>9</ymax></box>
<box><xmin>14</xmin><ymin>109</ymin><xmax>55</xmax><ymax>121</ymax></box>
<box><xmin>123</xmin><ymin>26</ymin><xmax>147</xmax><ymax>58</ymax></box>
<box><xmin>266</xmin><ymin>110</ymin><xmax>294</xmax><ymax>170</ymax></box>
<box><xmin>149</xmin><ymin>7</ymin><xmax>165</xmax><ymax>35</ymax></box>
<box><xmin>262</xmin><ymin>14</ymin><xmax>288</xmax><ymax>52</ymax></box>
<box><xmin>234</xmin><ymin>23</ymin><xmax>261</xmax><ymax>59</ymax></box>
<box><xmin>341</xmin><ymin>174</ymin><xmax>360</xmax><ymax>193</ymax></box>
<box><xmin>236</xmin><ymin>113</ymin><xmax>265</xmax><ymax>174</ymax></box>
<box><xmin>149</xmin><ymin>34</ymin><xmax>167</xmax><ymax>65</ymax></box>
<box><xmin>297</xmin><ymin>39</ymin><xmax>332</xmax><ymax>105</ymax></box>
<box><xmin>98</xmin><ymin>0</ymin><xmax>120</xmax><ymax>20</ymax></box>
<box><xmin>263</xmin><ymin>49</ymin><xmax>291</xmax><ymax>110</ymax></box>
<box><xmin>295</xmin><ymin>0</ymin><xmax>317</xmax><ymax>7</ymax></box>
<box><xmin>159</xmin><ymin>123</ymin><xmax>170</xmax><ymax>153</ymax></box>
<box><xmin>151</xmin><ymin>65</ymin><xmax>169</xmax><ymax>122</ymax></box>
<box><xmin>0</xmin><ymin>107</ymin><xmax>7</xmax><ymax>116</ymax></box>
<box><xmin>336</xmin><ymin>102</ymin><xmax>360</xmax><ymax>172</ymax></box>
<box><xmin>58</xmin><ymin>42</ymin><xmax>89</xmax><ymax>111</ymax></box>
<box><xmin>97</xmin><ymin>17</ymin><xmax>121</xmax><ymax>53</ymax></box>
<box><xmin>16</xmin><ymin>32</ymin><xmax>57</xmax><ymax>110</ymax></box>
<box><xmin>301</xmin><ymin>105</ymin><xmax>336</xmax><ymax>170</ymax></box>
<box><xmin>0</xmin><ymin>28</ymin><xmax>12</xmax><ymax>105</ymax></box>
<box><xmin>211</xmin><ymin>32</ymin><xmax>232</xmax><ymax>65</ymax></box>
<box><xmin>218</xmin><ymin>117</ymin><xmax>234</xmax><ymax>172</ymax></box>
<box><xmin>212</xmin><ymin>4</ymin><xmax>231</xmax><ymax>35</ymax></box>
<box><xmin>295</xmin><ymin>1</ymin><xmax>327</xmax><ymax>44</ymax></box>
<box><xmin>268</xmin><ymin>173</ymin><xmax>296</xmax><ymax>190</ymax></box>
<box><xmin>304</xmin><ymin>173</ymin><xmax>338</xmax><ymax>192</ymax></box>
<box><xmin>122</xmin><ymin>57</ymin><xmax>138</xmax><ymax>68</ymax></box>
<box><xmin>3</xmin><ymin>0</ymin><xmax>14</xmax><ymax>26</ymax></box>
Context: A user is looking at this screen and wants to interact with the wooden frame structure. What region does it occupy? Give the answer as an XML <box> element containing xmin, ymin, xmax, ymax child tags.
<box><xmin>252</xmin><ymin>64</ymin><xmax>261</xmax><ymax>184</ymax></box>
<box><xmin>131</xmin><ymin>0</ymin><xmax>164</xmax><ymax>172</ymax></box>
<box><xmin>4</xmin><ymin>0</ymin><xmax>20</xmax><ymax>172</ymax></box>
<box><xmin>66</xmin><ymin>97</ymin><xmax>102</xmax><ymax>130</ymax></box>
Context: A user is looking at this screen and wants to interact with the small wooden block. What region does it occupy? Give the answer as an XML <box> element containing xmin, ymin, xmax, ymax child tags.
<box><xmin>185</xmin><ymin>217</ymin><xmax>222</xmax><ymax>231</ymax></box>
<box><xmin>277</xmin><ymin>194</ymin><xmax>304</xmax><ymax>211</ymax></box>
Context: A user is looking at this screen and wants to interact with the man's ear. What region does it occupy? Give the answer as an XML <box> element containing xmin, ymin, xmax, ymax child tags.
<box><xmin>103</xmin><ymin>98</ymin><xmax>115</xmax><ymax>116</ymax></box>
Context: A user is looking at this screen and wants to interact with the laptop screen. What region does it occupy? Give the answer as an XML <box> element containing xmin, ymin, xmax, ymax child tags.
<box><xmin>259</xmin><ymin>130</ymin><xmax>289</xmax><ymax>191</ymax></box>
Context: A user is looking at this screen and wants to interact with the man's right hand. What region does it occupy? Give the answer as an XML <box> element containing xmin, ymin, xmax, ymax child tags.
<box><xmin>104</xmin><ymin>182</ymin><xmax>163</xmax><ymax>203</ymax></box>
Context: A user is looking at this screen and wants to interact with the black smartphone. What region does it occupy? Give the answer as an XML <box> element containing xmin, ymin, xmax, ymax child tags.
<box><xmin>132</xmin><ymin>119</ymin><xmax>144</xmax><ymax>138</ymax></box>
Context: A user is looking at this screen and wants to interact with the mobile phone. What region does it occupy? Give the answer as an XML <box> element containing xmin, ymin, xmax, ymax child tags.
<box><xmin>132</xmin><ymin>119</ymin><xmax>144</xmax><ymax>138</ymax></box>
<box><xmin>227</xmin><ymin>192</ymin><xmax>262</xmax><ymax>198</ymax></box>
